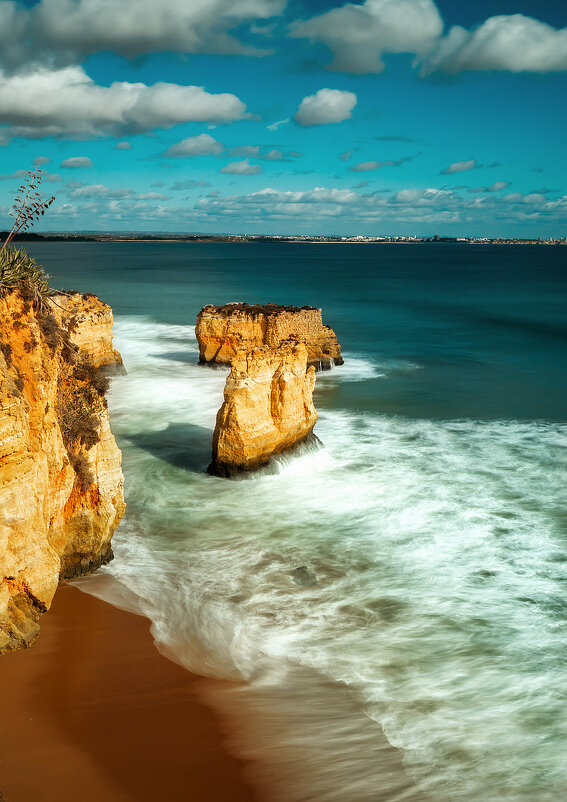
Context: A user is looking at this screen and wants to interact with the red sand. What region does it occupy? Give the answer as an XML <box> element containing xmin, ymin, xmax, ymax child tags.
<box><xmin>0</xmin><ymin>583</ymin><xmax>260</xmax><ymax>802</ymax></box>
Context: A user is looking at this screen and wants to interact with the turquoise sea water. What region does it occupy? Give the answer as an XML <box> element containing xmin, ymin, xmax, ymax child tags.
<box><xmin>29</xmin><ymin>242</ymin><xmax>567</xmax><ymax>801</ymax></box>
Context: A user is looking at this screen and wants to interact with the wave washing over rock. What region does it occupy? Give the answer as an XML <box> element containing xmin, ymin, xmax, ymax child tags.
<box><xmin>0</xmin><ymin>290</ymin><xmax>125</xmax><ymax>652</ymax></box>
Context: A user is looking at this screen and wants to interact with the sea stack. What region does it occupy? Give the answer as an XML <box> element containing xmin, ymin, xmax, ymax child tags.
<box><xmin>209</xmin><ymin>340</ymin><xmax>317</xmax><ymax>477</ymax></box>
<box><xmin>0</xmin><ymin>290</ymin><xmax>125</xmax><ymax>653</ymax></box>
<box><xmin>196</xmin><ymin>302</ymin><xmax>343</xmax><ymax>371</ymax></box>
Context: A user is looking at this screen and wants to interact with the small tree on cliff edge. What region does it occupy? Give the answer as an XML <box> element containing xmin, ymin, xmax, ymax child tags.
<box><xmin>0</xmin><ymin>167</ymin><xmax>55</xmax><ymax>305</ymax></box>
<box><xmin>1</xmin><ymin>166</ymin><xmax>55</xmax><ymax>252</ymax></box>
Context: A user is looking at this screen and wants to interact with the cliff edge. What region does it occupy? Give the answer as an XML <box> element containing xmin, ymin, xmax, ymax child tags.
<box><xmin>196</xmin><ymin>302</ymin><xmax>343</xmax><ymax>371</ymax></box>
<box><xmin>209</xmin><ymin>341</ymin><xmax>317</xmax><ymax>477</ymax></box>
<box><xmin>0</xmin><ymin>290</ymin><xmax>125</xmax><ymax>653</ymax></box>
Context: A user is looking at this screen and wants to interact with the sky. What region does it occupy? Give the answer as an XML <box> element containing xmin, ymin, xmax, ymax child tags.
<box><xmin>0</xmin><ymin>0</ymin><xmax>566</xmax><ymax>237</ymax></box>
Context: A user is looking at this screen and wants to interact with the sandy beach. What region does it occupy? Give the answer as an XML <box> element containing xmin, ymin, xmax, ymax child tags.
<box><xmin>0</xmin><ymin>583</ymin><xmax>260</xmax><ymax>802</ymax></box>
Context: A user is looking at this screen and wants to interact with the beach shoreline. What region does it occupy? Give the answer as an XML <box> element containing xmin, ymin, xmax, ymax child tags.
<box><xmin>0</xmin><ymin>582</ymin><xmax>260</xmax><ymax>802</ymax></box>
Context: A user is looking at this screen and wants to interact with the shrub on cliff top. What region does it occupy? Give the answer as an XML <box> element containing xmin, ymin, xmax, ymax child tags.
<box><xmin>0</xmin><ymin>167</ymin><xmax>55</xmax><ymax>307</ymax></box>
<box><xmin>0</xmin><ymin>246</ymin><xmax>53</xmax><ymax>307</ymax></box>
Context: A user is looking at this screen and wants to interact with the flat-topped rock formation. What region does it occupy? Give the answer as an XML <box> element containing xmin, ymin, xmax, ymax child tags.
<box><xmin>209</xmin><ymin>340</ymin><xmax>317</xmax><ymax>477</ymax></box>
<box><xmin>196</xmin><ymin>302</ymin><xmax>343</xmax><ymax>371</ymax></box>
<box><xmin>0</xmin><ymin>290</ymin><xmax>125</xmax><ymax>653</ymax></box>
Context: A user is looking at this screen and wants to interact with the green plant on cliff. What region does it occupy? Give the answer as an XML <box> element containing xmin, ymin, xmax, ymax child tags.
<box><xmin>0</xmin><ymin>247</ymin><xmax>53</xmax><ymax>306</ymax></box>
<box><xmin>0</xmin><ymin>167</ymin><xmax>55</xmax><ymax>306</ymax></box>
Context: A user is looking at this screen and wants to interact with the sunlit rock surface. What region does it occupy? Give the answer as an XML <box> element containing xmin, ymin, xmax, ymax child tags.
<box><xmin>209</xmin><ymin>341</ymin><xmax>317</xmax><ymax>477</ymax></box>
<box><xmin>0</xmin><ymin>290</ymin><xmax>125</xmax><ymax>653</ymax></box>
<box><xmin>196</xmin><ymin>302</ymin><xmax>343</xmax><ymax>371</ymax></box>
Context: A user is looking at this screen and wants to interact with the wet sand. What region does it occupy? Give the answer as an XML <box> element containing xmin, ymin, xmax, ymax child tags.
<box><xmin>0</xmin><ymin>583</ymin><xmax>260</xmax><ymax>802</ymax></box>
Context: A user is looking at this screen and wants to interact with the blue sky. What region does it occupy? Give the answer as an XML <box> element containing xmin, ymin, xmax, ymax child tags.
<box><xmin>0</xmin><ymin>0</ymin><xmax>566</xmax><ymax>236</ymax></box>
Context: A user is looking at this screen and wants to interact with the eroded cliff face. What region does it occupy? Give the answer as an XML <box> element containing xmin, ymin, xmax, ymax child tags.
<box><xmin>209</xmin><ymin>340</ymin><xmax>317</xmax><ymax>477</ymax></box>
<box><xmin>51</xmin><ymin>292</ymin><xmax>124</xmax><ymax>371</ymax></box>
<box><xmin>0</xmin><ymin>290</ymin><xmax>125</xmax><ymax>653</ymax></box>
<box><xmin>196</xmin><ymin>303</ymin><xmax>343</xmax><ymax>371</ymax></box>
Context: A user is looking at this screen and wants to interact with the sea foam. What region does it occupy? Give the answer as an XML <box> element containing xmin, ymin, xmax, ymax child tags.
<box><xmin>84</xmin><ymin>316</ymin><xmax>567</xmax><ymax>802</ymax></box>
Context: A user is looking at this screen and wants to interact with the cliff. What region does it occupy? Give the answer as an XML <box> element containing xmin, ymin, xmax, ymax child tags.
<box><xmin>196</xmin><ymin>303</ymin><xmax>343</xmax><ymax>371</ymax></box>
<box><xmin>0</xmin><ymin>290</ymin><xmax>125</xmax><ymax>653</ymax></box>
<box><xmin>51</xmin><ymin>292</ymin><xmax>124</xmax><ymax>371</ymax></box>
<box><xmin>209</xmin><ymin>340</ymin><xmax>317</xmax><ymax>477</ymax></box>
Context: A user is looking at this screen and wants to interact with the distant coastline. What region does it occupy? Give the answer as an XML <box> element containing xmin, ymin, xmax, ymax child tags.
<box><xmin>2</xmin><ymin>231</ymin><xmax>565</xmax><ymax>246</ymax></box>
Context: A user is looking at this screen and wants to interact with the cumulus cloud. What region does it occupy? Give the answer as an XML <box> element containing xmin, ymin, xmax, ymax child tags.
<box><xmin>294</xmin><ymin>89</ymin><xmax>357</xmax><ymax>126</ymax></box>
<box><xmin>290</xmin><ymin>3</ymin><xmax>567</xmax><ymax>76</ymax></box>
<box><xmin>0</xmin><ymin>0</ymin><xmax>286</xmax><ymax>72</ymax></box>
<box><xmin>339</xmin><ymin>149</ymin><xmax>355</xmax><ymax>161</ymax></box>
<box><xmin>61</xmin><ymin>156</ymin><xmax>93</xmax><ymax>168</ymax></box>
<box><xmin>421</xmin><ymin>15</ymin><xmax>567</xmax><ymax>75</ymax></box>
<box><xmin>439</xmin><ymin>159</ymin><xmax>479</xmax><ymax>175</ymax></box>
<box><xmin>220</xmin><ymin>159</ymin><xmax>263</xmax><ymax>175</ymax></box>
<box><xmin>114</xmin><ymin>141</ymin><xmax>132</xmax><ymax>150</ymax></box>
<box><xmin>162</xmin><ymin>133</ymin><xmax>224</xmax><ymax>158</ymax></box>
<box><xmin>290</xmin><ymin>0</ymin><xmax>443</xmax><ymax>74</ymax></box>
<box><xmin>0</xmin><ymin>66</ymin><xmax>250</xmax><ymax>140</ymax></box>
<box><xmin>33</xmin><ymin>155</ymin><xmax>51</xmax><ymax>165</ymax></box>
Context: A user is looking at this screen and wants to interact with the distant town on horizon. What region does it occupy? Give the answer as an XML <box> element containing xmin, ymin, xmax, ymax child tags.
<box><xmin>3</xmin><ymin>231</ymin><xmax>566</xmax><ymax>246</ymax></box>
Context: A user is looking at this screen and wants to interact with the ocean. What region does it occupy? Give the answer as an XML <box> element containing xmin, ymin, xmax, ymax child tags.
<box><xmin>28</xmin><ymin>241</ymin><xmax>567</xmax><ymax>801</ymax></box>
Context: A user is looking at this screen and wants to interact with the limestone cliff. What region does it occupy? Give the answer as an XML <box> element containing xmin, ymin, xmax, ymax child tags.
<box><xmin>52</xmin><ymin>292</ymin><xmax>124</xmax><ymax>371</ymax></box>
<box><xmin>196</xmin><ymin>303</ymin><xmax>343</xmax><ymax>371</ymax></box>
<box><xmin>0</xmin><ymin>290</ymin><xmax>125</xmax><ymax>653</ymax></box>
<box><xmin>209</xmin><ymin>341</ymin><xmax>317</xmax><ymax>477</ymax></box>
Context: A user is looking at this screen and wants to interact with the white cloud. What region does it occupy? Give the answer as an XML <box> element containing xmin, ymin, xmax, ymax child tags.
<box><xmin>339</xmin><ymin>149</ymin><xmax>355</xmax><ymax>161</ymax></box>
<box><xmin>290</xmin><ymin>0</ymin><xmax>443</xmax><ymax>73</ymax></box>
<box><xmin>65</xmin><ymin>182</ymin><xmax>171</xmax><ymax>202</ymax></box>
<box><xmin>0</xmin><ymin>0</ymin><xmax>286</xmax><ymax>72</ymax></box>
<box><xmin>170</xmin><ymin>180</ymin><xmax>211</xmax><ymax>190</ymax></box>
<box><xmin>294</xmin><ymin>89</ymin><xmax>357</xmax><ymax>126</ymax></box>
<box><xmin>421</xmin><ymin>15</ymin><xmax>567</xmax><ymax>75</ymax></box>
<box><xmin>61</xmin><ymin>156</ymin><xmax>93</xmax><ymax>168</ymax></box>
<box><xmin>230</xmin><ymin>145</ymin><xmax>261</xmax><ymax>158</ymax></box>
<box><xmin>267</xmin><ymin>118</ymin><xmax>289</xmax><ymax>131</ymax></box>
<box><xmin>350</xmin><ymin>154</ymin><xmax>416</xmax><ymax>171</ymax></box>
<box><xmin>0</xmin><ymin>66</ymin><xmax>250</xmax><ymax>140</ymax></box>
<box><xmin>229</xmin><ymin>145</ymin><xmax>290</xmax><ymax>161</ymax></box>
<box><xmin>440</xmin><ymin>159</ymin><xmax>479</xmax><ymax>175</ymax></box>
<box><xmin>350</xmin><ymin>161</ymin><xmax>380</xmax><ymax>172</ymax></box>
<box><xmin>162</xmin><ymin>133</ymin><xmax>224</xmax><ymax>158</ymax></box>
<box><xmin>0</xmin><ymin>168</ymin><xmax>59</xmax><ymax>182</ymax></box>
<box><xmin>263</xmin><ymin>148</ymin><xmax>285</xmax><ymax>161</ymax></box>
<box><xmin>220</xmin><ymin>159</ymin><xmax>263</xmax><ymax>175</ymax></box>
<box><xmin>114</xmin><ymin>141</ymin><xmax>132</xmax><ymax>150</ymax></box>
<box><xmin>469</xmin><ymin>181</ymin><xmax>511</xmax><ymax>194</ymax></box>
<box><xmin>33</xmin><ymin>155</ymin><xmax>51</xmax><ymax>165</ymax></box>
<box><xmin>136</xmin><ymin>192</ymin><xmax>171</xmax><ymax>200</ymax></box>
<box><xmin>19</xmin><ymin>181</ymin><xmax>567</xmax><ymax>233</ymax></box>
<box><xmin>67</xmin><ymin>183</ymin><xmax>131</xmax><ymax>198</ymax></box>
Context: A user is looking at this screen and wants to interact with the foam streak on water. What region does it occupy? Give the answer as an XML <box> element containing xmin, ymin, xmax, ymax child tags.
<box><xmin>94</xmin><ymin>317</ymin><xmax>567</xmax><ymax>802</ymax></box>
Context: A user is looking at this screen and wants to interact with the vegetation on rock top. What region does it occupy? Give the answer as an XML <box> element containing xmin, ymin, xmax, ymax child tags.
<box><xmin>0</xmin><ymin>167</ymin><xmax>55</xmax><ymax>308</ymax></box>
